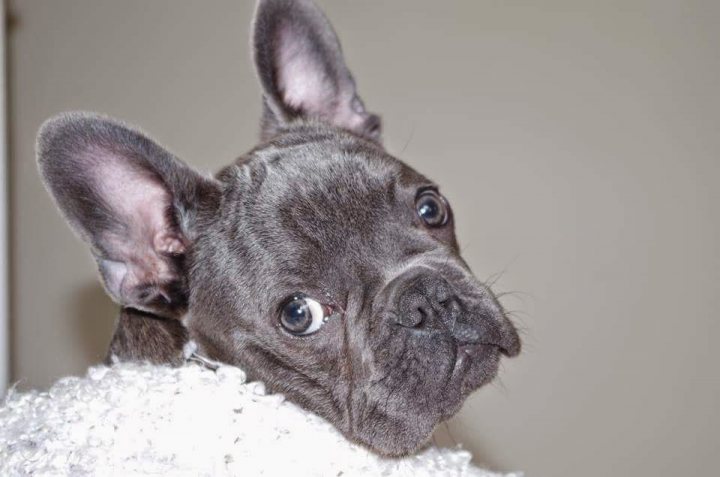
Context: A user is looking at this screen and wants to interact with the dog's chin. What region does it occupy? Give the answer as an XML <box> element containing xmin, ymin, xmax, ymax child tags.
<box><xmin>346</xmin><ymin>344</ymin><xmax>504</xmax><ymax>456</ymax></box>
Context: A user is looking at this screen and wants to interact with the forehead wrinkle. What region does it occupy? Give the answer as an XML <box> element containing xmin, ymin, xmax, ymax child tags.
<box><xmin>381</xmin><ymin>248</ymin><xmax>458</xmax><ymax>289</ymax></box>
<box><xmin>222</xmin><ymin>136</ymin><xmax>437</xmax><ymax>300</ymax></box>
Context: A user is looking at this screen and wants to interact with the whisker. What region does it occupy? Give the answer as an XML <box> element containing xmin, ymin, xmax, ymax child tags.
<box><xmin>491</xmin><ymin>375</ymin><xmax>509</xmax><ymax>397</ymax></box>
<box><xmin>399</xmin><ymin>125</ymin><xmax>416</xmax><ymax>155</ymax></box>
<box><xmin>495</xmin><ymin>290</ymin><xmax>533</xmax><ymax>300</ymax></box>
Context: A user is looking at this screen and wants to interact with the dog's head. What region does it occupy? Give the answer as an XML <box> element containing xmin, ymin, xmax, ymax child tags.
<box><xmin>37</xmin><ymin>0</ymin><xmax>520</xmax><ymax>456</ymax></box>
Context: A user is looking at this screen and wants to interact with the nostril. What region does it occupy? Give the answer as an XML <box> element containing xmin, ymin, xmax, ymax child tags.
<box><xmin>395</xmin><ymin>307</ymin><xmax>424</xmax><ymax>328</ymax></box>
<box><xmin>395</xmin><ymin>292</ymin><xmax>434</xmax><ymax>329</ymax></box>
<box><xmin>413</xmin><ymin>306</ymin><xmax>428</xmax><ymax>326</ymax></box>
<box><xmin>438</xmin><ymin>296</ymin><xmax>462</xmax><ymax>320</ymax></box>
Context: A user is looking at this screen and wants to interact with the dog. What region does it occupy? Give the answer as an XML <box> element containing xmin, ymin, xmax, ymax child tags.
<box><xmin>36</xmin><ymin>0</ymin><xmax>520</xmax><ymax>457</ymax></box>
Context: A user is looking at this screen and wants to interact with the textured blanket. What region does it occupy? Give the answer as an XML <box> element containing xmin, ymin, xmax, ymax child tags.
<box><xmin>0</xmin><ymin>362</ymin><xmax>520</xmax><ymax>476</ymax></box>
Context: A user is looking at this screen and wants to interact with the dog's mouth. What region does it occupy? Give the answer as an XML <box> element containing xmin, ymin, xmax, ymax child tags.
<box><xmin>447</xmin><ymin>314</ymin><xmax>521</xmax><ymax>386</ymax></box>
<box><xmin>451</xmin><ymin>342</ymin><xmax>502</xmax><ymax>381</ymax></box>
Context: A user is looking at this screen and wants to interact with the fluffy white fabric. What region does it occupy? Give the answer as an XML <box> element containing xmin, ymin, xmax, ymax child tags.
<box><xmin>0</xmin><ymin>362</ymin><xmax>521</xmax><ymax>476</ymax></box>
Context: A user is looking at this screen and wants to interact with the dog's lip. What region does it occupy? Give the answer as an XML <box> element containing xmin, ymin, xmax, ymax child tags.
<box><xmin>452</xmin><ymin>334</ymin><xmax>518</xmax><ymax>373</ymax></box>
<box><xmin>457</xmin><ymin>342</ymin><xmax>497</xmax><ymax>359</ymax></box>
<box><xmin>501</xmin><ymin>326</ymin><xmax>522</xmax><ymax>357</ymax></box>
<box><xmin>483</xmin><ymin>324</ymin><xmax>522</xmax><ymax>358</ymax></box>
<box><xmin>451</xmin><ymin>342</ymin><xmax>496</xmax><ymax>373</ymax></box>
<box><xmin>498</xmin><ymin>331</ymin><xmax>521</xmax><ymax>357</ymax></box>
<box><xmin>456</xmin><ymin>333</ymin><xmax>520</xmax><ymax>359</ymax></box>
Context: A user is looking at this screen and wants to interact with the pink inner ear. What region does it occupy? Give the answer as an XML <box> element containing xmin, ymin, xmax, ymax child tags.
<box><xmin>89</xmin><ymin>149</ymin><xmax>181</xmax><ymax>301</ymax></box>
<box><xmin>94</xmin><ymin>153</ymin><xmax>170</xmax><ymax>248</ymax></box>
<box><xmin>275</xmin><ymin>24</ymin><xmax>367</xmax><ymax>134</ymax></box>
<box><xmin>276</xmin><ymin>24</ymin><xmax>336</xmax><ymax>116</ymax></box>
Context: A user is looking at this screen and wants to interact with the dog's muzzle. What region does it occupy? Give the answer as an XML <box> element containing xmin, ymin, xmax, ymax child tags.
<box><xmin>381</xmin><ymin>267</ymin><xmax>520</xmax><ymax>357</ymax></box>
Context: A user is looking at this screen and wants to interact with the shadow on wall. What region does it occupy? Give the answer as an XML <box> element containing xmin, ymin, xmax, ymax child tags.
<box><xmin>433</xmin><ymin>423</ymin><xmax>501</xmax><ymax>471</ymax></box>
<box><xmin>70</xmin><ymin>282</ymin><xmax>117</xmax><ymax>366</ymax></box>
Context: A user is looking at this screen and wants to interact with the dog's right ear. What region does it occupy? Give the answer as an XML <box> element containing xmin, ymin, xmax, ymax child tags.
<box><xmin>252</xmin><ymin>0</ymin><xmax>381</xmax><ymax>142</ymax></box>
<box><xmin>37</xmin><ymin>112</ymin><xmax>220</xmax><ymax>319</ymax></box>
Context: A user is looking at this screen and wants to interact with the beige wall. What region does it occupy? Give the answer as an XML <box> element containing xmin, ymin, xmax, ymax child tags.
<box><xmin>8</xmin><ymin>1</ymin><xmax>720</xmax><ymax>476</ymax></box>
<box><xmin>0</xmin><ymin>3</ymin><xmax>7</xmax><ymax>395</ymax></box>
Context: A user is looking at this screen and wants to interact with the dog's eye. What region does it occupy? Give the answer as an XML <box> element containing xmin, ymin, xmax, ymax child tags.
<box><xmin>416</xmin><ymin>189</ymin><xmax>449</xmax><ymax>227</ymax></box>
<box><xmin>279</xmin><ymin>295</ymin><xmax>328</xmax><ymax>336</ymax></box>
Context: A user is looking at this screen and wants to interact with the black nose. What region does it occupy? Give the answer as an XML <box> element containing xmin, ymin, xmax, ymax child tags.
<box><xmin>390</xmin><ymin>271</ymin><xmax>521</xmax><ymax>357</ymax></box>
<box><xmin>394</xmin><ymin>275</ymin><xmax>458</xmax><ymax>330</ymax></box>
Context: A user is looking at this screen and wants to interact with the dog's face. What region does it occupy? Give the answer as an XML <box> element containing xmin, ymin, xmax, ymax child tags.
<box><xmin>37</xmin><ymin>0</ymin><xmax>519</xmax><ymax>456</ymax></box>
<box><xmin>192</xmin><ymin>130</ymin><xmax>520</xmax><ymax>454</ymax></box>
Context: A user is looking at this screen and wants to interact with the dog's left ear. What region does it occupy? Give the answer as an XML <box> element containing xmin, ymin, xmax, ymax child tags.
<box><xmin>252</xmin><ymin>0</ymin><xmax>381</xmax><ymax>141</ymax></box>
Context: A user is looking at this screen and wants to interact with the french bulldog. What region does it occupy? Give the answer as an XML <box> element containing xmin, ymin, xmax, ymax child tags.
<box><xmin>36</xmin><ymin>0</ymin><xmax>520</xmax><ymax>456</ymax></box>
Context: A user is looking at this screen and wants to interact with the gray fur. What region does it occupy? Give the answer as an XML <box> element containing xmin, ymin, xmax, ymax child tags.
<box><xmin>36</xmin><ymin>0</ymin><xmax>520</xmax><ymax>457</ymax></box>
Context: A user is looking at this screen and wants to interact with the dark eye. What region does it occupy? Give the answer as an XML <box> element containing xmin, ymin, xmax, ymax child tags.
<box><xmin>279</xmin><ymin>295</ymin><xmax>328</xmax><ymax>335</ymax></box>
<box><xmin>416</xmin><ymin>190</ymin><xmax>449</xmax><ymax>227</ymax></box>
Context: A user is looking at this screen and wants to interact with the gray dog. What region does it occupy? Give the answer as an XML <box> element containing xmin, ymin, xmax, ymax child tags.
<box><xmin>36</xmin><ymin>0</ymin><xmax>520</xmax><ymax>457</ymax></box>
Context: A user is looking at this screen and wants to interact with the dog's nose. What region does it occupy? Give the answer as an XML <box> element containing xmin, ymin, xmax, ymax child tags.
<box><xmin>394</xmin><ymin>275</ymin><xmax>457</xmax><ymax>330</ymax></box>
<box><xmin>389</xmin><ymin>271</ymin><xmax>521</xmax><ymax>356</ymax></box>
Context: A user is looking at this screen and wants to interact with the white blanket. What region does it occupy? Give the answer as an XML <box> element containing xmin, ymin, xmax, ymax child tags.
<box><xmin>0</xmin><ymin>362</ymin><xmax>520</xmax><ymax>476</ymax></box>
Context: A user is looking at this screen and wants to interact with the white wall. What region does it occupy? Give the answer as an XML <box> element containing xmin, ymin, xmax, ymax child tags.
<box><xmin>7</xmin><ymin>1</ymin><xmax>720</xmax><ymax>476</ymax></box>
